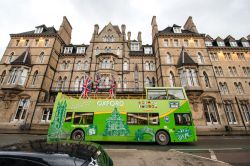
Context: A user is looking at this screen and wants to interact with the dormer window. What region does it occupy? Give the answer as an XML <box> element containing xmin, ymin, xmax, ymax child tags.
<box><xmin>35</xmin><ymin>27</ymin><xmax>43</xmax><ymax>34</ymax></box>
<box><xmin>205</xmin><ymin>41</ymin><xmax>213</xmax><ymax>46</ymax></box>
<box><xmin>173</xmin><ymin>27</ymin><xmax>181</xmax><ymax>33</ymax></box>
<box><xmin>242</xmin><ymin>42</ymin><xmax>250</xmax><ymax>47</ymax></box>
<box><xmin>76</xmin><ymin>47</ymin><xmax>85</xmax><ymax>54</ymax></box>
<box><xmin>217</xmin><ymin>41</ymin><xmax>225</xmax><ymax>47</ymax></box>
<box><xmin>230</xmin><ymin>42</ymin><xmax>238</xmax><ymax>47</ymax></box>
<box><xmin>144</xmin><ymin>47</ymin><xmax>152</xmax><ymax>54</ymax></box>
<box><xmin>64</xmin><ymin>47</ymin><xmax>73</xmax><ymax>54</ymax></box>
<box><xmin>131</xmin><ymin>43</ymin><xmax>139</xmax><ymax>51</ymax></box>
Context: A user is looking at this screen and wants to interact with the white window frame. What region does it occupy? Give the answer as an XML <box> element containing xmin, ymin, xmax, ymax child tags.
<box><xmin>144</xmin><ymin>47</ymin><xmax>152</xmax><ymax>54</ymax></box>
<box><xmin>34</xmin><ymin>27</ymin><xmax>43</xmax><ymax>34</ymax></box>
<box><xmin>44</xmin><ymin>39</ymin><xmax>49</xmax><ymax>47</ymax></box>
<box><xmin>64</xmin><ymin>47</ymin><xmax>73</xmax><ymax>54</ymax></box>
<box><xmin>242</xmin><ymin>42</ymin><xmax>250</xmax><ymax>47</ymax></box>
<box><xmin>41</xmin><ymin>108</ymin><xmax>53</xmax><ymax>123</ymax></box>
<box><xmin>224</xmin><ymin>101</ymin><xmax>237</xmax><ymax>124</ymax></box>
<box><xmin>173</xmin><ymin>39</ymin><xmax>179</xmax><ymax>47</ymax></box>
<box><xmin>230</xmin><ymin>41</ymin><xmax>238</xmax><ymax>47</ymax></box>
<box><xmin>131</xmin><ymin>43</ymin><xmax>140</xmax><ymax>51</ymax></box>
<box><xmin>217</xmin><ymin>41</ymin><xmax>225</xmax><ymax>47</ymax></box>
<box><xmin>205</xmin><ymin>41</ymin><xmax>213</xmax><ymax>47</ymax></box>
<box><xmin>203</xmin><ymin>99</ymin><xmax>220</xmax><ymax>125</ymax></box>
<box><xmin>163</xmin><ymin>39</ymin><xmax>169</xmax><ymax>47</ymax></box>
<box><xmin>14</xmin><ymin>99</ymin><xmax>30</xmax><ymax>121</ymax></box>
<box><xmin>173</xmin><ymin>27</ymin><xmax>181</xmax><ymax>33</ymax></box>
<box><xmin>184</xmin><ymin>40</ymin><xmax>189</xmax><ymax>47</ymax></box>
<box><xmin>76</xmin><ymin>47</ymin><xmax>85</xmax><ymax>54</ymax></box>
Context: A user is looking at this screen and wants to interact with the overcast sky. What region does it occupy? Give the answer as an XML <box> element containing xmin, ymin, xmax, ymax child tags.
<box><xmin>0</xmin><ymin>0</ymin><xmax>249</xmax><ymax>57</ymax></box>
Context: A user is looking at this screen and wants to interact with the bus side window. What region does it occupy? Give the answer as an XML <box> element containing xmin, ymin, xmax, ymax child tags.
<box><xmin>167</xmin><ymin>89</ymin><xmax>185</xmax><ymax>100</ymax></box>
<box><xmin>174</xmin><ymin>113</ymin><xmax>191</xmax><ymax>126</ymax></box>
<box><xmin>127</xmin><ymin>113</ymin><xmax>148</xmax><ymax>125</ymax></box>
<box><xmin>65</xmin><ymin>112</ymin><xmax>73</xmax><ymax>122</ymax></box>
<box><xmin>74</xmin><ymin>112</ymin><xmax>81</xmax><ymax>124</ymax></box>
<box><xmin>149</xmin><ymin>113</ymin><xmax>159</xmax><ymax>125</ymax></box>
<box><xmin>82</xmin><ymin>112</ymin><xmax>94</xmax><ymax>124</ymax></box>
<box><xmin>73</xmin><ymin>112</ymin><xmax>94</xmax><ymax>125</ymax></box>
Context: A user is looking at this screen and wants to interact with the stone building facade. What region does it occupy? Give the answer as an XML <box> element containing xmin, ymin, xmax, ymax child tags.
<box><xmin>0</xmin><ymin>16</ymin><xmax>249</xmax><ymax>134</ymax></box>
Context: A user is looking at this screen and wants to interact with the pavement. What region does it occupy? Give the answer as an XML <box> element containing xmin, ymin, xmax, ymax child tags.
<box><xmin>1</xmin><ymin>134</ymin><xmax>250</xmax><ymax>166</ymax></box>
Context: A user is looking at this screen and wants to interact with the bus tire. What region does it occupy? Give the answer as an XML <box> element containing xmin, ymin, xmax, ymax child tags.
<box><xmin>71</xmin><ymin>129</ymin><xmax>85</xmax><ymax>141</ymax></box>
<box><xmin>155</xmin><ymin>131</ymin><xmax>169</xmax><ymax>145</ymax></box>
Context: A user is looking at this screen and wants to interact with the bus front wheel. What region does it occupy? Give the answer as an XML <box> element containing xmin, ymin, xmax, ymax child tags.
<box><xmin>71</xmin><ymin>129</ymin><xmax>85</xmax><ymax>141</ymax></box>
<box><xmin>155</xmin><ymin>131</ymin><xmax>169</xmax><ymax>145</ymax></box>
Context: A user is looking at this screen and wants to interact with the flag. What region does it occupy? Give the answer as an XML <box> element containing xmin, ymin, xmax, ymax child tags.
<box><xmin>109</xmin><ymin>76</ymin><xmax>116</xmax><ymax>98</ymax></box>
<box><xmin>81</xmin><ymin>76</ymin><xmax>92</xmax><ymax>98</ymax></box>
<box><xmin>95</xmin><ymin>73</ymin><xmax>101</xmax><ymax>93</ymax></box>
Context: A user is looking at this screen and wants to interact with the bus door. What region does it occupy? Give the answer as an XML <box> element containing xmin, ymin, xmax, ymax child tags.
<box><xmin>166</xmin><ymin>89</ymin><xmax>194</xmax><ymax>142</ymax></box>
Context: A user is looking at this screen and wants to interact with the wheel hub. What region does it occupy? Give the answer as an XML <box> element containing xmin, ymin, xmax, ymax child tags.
<box><xmin>159</xmin><ymin>134</ymin><xmax>166</xmax><ymax>142</ymax></box>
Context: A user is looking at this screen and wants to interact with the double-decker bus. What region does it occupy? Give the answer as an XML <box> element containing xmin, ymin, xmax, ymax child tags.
<box><xmin>48</xmin><ymin>87</ymin><xmax>197</xmax><ymax>145</ymax></box>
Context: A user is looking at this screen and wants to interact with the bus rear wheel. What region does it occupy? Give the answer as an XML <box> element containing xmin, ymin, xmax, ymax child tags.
<box><xmin>71</xmin><ymin>129</ymin><xmax>85</xmax><ymax>141</ymax></box>
<box><xmin>156</xmin><ymin>131</ymin><xmax>169</xmax><ymax>145</ymax></box>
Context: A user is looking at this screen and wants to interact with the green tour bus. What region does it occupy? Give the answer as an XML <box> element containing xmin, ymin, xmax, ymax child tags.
<box><xmin>47</xmin><ymin>87</ymin><xmax>197</xmax><ymax>145</ymax></box>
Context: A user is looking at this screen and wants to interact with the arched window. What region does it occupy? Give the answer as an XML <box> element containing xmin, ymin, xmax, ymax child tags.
<box><xmin>105</xmin><ymin>77</ymin><xmax>110</xmax><ymax>87</ymax></box>
<box><xmin>76</xmin><ymin>61</ymin><xmax>81</xmax><ymax>70</ymax></box>
<box><xmin>117</xmin><ymin>47</ymin><xmax>121</xmax><ymax>55</ymax></box>
<box><xmin>197</xmin><ymin>52</ymin><xmax>205</xmax><ymax>64</ymax></box>
<box><xmin>134</xmin><ymin>64</ymin><xmax>139</xmax><ymax>81</ymax></box>
<box><xmin>62</xmin><ymin>61</ymin><xmax>67</xmax><ymax>70</ymax></box>
<box><xmin>203</xmin><ymin>71</ymin><xmax>210</xmax><ymax>88</ymax></box>
<box><xmin>80</xmin><ymin>77</ymin><xmax>84</xmax><ymax>88</ymax></box>
<box><xmin>39</xmin><ymin>52</ymin><xmax>44</xmax><ymax>63</ymax></box>
<box><xmin>145</xmin><ymin>61</ymin><xmax>149</xmax><ymax>71</ymax></box>
<box><xmin>166</xmin><ymin>52</ymin><xmax>173</xmax><ymax>64</ymax></box>
<box><xmin>123</xmin><ymin>77</ymin><xmax>127</xmax><ymax>89</ymax></box>
<box><xmin>105</xmin><ymin>47</ymin><xmax>108</xmax><ymax>53</ymax></box>
<box><xmin>96</xmin><ymin>47</ymin><xmax>99</xmax><ymax>55</ymax></box>
<box><xmin>66</xmin><ymin>60</ymin><xmax>70</xmax><ymax>69</ymax></box>
<box><xmin>83</xmin><ymin>61</ymin><xmax>89</xmax><ymax>70</ymax></box>
<box><xmin>62</xmin><ymin>76</ymin><xmax>67</xmax><ymax>90</ymax></box>
<box><xmin>224</xmin><ymin>82</ymin><xmax>229</xmax><ymax>94</ymax></box>
<box><xmin>8</xmin><ymin>52</ymin><xmax>14</xmax><ymax>63</ymax></box>
<box><xmin>0</xmin><ymin>70</ymin><xmax>6</xmax><ymax>84</ymax></box>
<box><xmin>234</xmin><ymin>82</ymin><xmax>244</xmax><ymax>94</ymax></box>
<box><xmin>152</xmin><ymin>77</ymin><xmax>156</xmax><ymax>87</ymax></box>
<box><xmin>31</xmin><ymin>71</ymin><xmax>38</xmax><ymax>85</ymax></box>
<box><xmin>123</xmin><ymin>61</ymin><xmax>128</xmax><ymax>70</ymax></box>
<box><xmin>57</xmin><ymin>76</ymin><xmax>62</xmax><ymax>91</ymax></box>
<box><xmin>145</xmin><ymin>77</ymin><xmax>151</xmax><ymax>87</ymax></box>
<box><xmin>149</xmin><ymin>61</ymin><xmax>154</xmax><ymax>70</ymax></box>
<box><xmin>169</xmin><ymin>71</ymin><xmax>175</xmax><ymax>87</ymax></box>
<box><xmin>74</xmin><ymin>77</ymin><xmax>79</xmax><ymax>91</ymax></box>
<box><xmin>117</xmin><ymin>77</ymin><xmax>121</xmax><ymax>88</ymax></box>
<box><xmin>108</xmin><ymin>47</ymin><xmax>112</xmax><ymax>53</ymax></box>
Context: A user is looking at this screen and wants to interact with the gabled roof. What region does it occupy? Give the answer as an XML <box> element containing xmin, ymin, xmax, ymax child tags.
<box><xmin>239</xmin><ymin>37</ymin><xmax>248</xmax><ymax>42</ymax></box>
<box><xmin>158</xmin><ymin>26</ymin><xmax>197</xmax><ymax>35</ymax></box>
<box><xmin>98</xmin><ymin>23</ymin><xmax>122</xmax><ymax>36</ymax></box>
<box><xmin>176</xmin><ymin>47</ymin><xmax>197</xmax><ymax>68</ymax></box>
<box><xmin>10</xmin><ymin>26</ymin><xmax>57</xmax><ymax>36</ymax></box>
<box><xmin>215</xmin><ymin>36</ymin><xmax>224</xmax><ymax>41</ymax></box>
<box><xmin>11</xmin><ymin>50</ymin><xmax>32</xmax><ymax>66</ymax></box>
<box><xmin>205</xmin><ymin>35</ymin><xmax>213</xmax><ymax>41</ymax></box>
<box><xmin>224</xmin><ymin>35</ymin><xmax>236</xmax><ymax>42</ymax></box>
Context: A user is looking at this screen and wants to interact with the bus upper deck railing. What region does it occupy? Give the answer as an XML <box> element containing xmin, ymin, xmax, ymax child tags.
<box><xmin>61</xmin><ymin>92</ymin><xmax>146</xmax><ymax>100</ymax></box>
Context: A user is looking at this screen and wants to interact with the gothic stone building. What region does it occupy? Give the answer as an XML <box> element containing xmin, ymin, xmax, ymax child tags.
<box><xmin>0</xmin><ymin>16</ymin><xmax>249</xmax><ymax>134</ymax></box>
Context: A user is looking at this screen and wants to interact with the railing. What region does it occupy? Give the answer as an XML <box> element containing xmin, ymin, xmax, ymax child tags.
<box><xmin>50</xmin><ymin>87</ymin><xmax>145</xmax><ymax>93</ymax></box>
